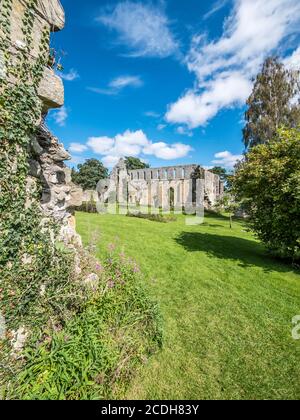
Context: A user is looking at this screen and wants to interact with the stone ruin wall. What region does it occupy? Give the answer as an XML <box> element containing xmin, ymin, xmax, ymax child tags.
<box><xmin>1</xmin><ymin>0</ymin><xmax>82</xmax><ymax>239</ymax></box>
<box><xmin>94</xmin><ymin>159</ymin><xmax>224</xmax><ymax>211</ymax></box>
<box><xmin>127</xmin><ymin>164</ymin><xmax>224</xmax><ymax>207</ymax></box>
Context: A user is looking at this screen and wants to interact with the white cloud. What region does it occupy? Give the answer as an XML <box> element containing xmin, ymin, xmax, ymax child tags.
<box><xmin>144</xmin><ymin>111</ymin><xmax>160</xmax><ymax>118</ymax></box>
<box><xmin>203</xmin><ymin>0</ymin><xmax>230</xmax><ymax>20</ymax></box>
<box><xmin>143</xmin><ymin>142</ymin><xmax>192</xmax><ymax>160</ymax></box>
<box><xmin>166</xmin><ymin>0</ymin><xmax>300</xmax><ymax>129</ymax></box>
<box><xmin>102</xmin><ymin>155</ymin><xmax>120</xmax><ymax>168</ymax></box>
<box><xmin>53</xmin><ymin>106</ymin><xmax>68</xmax><ymax>127</ymax></box>
<box><xmin>97</xmin><ymin>2</ymin><xmax>178</xmax><ymax>58</ymax></box>
<box><xmin>166</xmin><ymin>73</ymin><xmax>252</xmax><ymax>128</ymax></box>
<box><xmin>157</xmin><ymin>124</ymin><xmax>166</xmax><ymax>131</ymax></box>
<box><xmin>110</xmin><ymin>75</ymin><xmax>143</xmax><ymax>89</ymax></box>
<box><xmin>176</xmin><ymin>126</ymin><xmax>194</xmax><ymax>137</ymax></box>
<box><xmin>87</xmin><ymin>136</ymin><xmax>114</xmax><ymax>154</ymax></box>
<box><xmin>60</xmin><ymin>69</ymin><xmax>79</xmax><ymax>81</ymax></box>
<box><xmin>86</xmin><ymin>129</ymin><xmax>192</xmax><ymax>167</ymax></box>
<box><xmin>88</xmin><ymin>75</ymin><xmax>143</xmax><ymax>96</ymax></box>
<box><xmin>212</xmin><ymin>151</ymin><xmax>243</xmax><ymax>168</ymax></box>
<box><xmin>69</xmin><ymin>143</ymin><xmax>88</xmax><ymax>153</ymax></box>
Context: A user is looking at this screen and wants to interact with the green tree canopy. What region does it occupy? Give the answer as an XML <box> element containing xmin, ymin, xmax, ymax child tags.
<box><xmin>72</xmin><ymin>159</ymin><xmax>108</xmax><ymax>190</ymax></box>
<box><xmin>233</xmin><ymin>127</ymin><xmax>300</xmax><ymax>261</ymax></box>
<box><xmin>243</xmin><ymin>57</ymin><xmax>300</xmax><ymax>149</ymax></box>
<box><xmin>125</xmin><ymin>156</ymin><xmax>150</xmax><ymax>170</ymax></box>
<box><xmin>210</xmin><ymin>166</ymin><xmax>233</xmax><ymax>191</ymax></box>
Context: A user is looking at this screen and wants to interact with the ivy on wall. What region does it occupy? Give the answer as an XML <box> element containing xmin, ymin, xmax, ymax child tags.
<box><xmin>0</xmin><ymin>0</ymin><xmax>84</xmax><ymax>376</ymax></box>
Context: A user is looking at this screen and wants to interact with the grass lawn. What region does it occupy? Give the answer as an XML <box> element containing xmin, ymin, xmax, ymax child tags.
<box><xmin>76</xmin><ymin>211</ymin><xmax>300</xmax><ymax>400</ymax></box>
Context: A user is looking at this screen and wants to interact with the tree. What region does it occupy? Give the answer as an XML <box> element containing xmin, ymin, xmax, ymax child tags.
<box><xmin>243</xmin><ymin>57</ymin><xmax>300</xmax><ymax>149</ymax></box>
<box><xmin>210</xmin><ymin>166</ymin><xmax>233</xmax><ymax>190</ymax></box>
<box><xmin>125</xmin><ymin>156</ymin><xmax>150</xmax><ymax>170</ymax></box>
<box><xmin>71</xmin><ymin>159</ymin><xmax>108</xmax><ymax>190</ymax></box>
<box><xmin>233</xmin><ymin>127</ymin><xmax>300</xmax><ymax>261</ymax></box>
<box><xmin>215</xmin><ymin>194</ymin><xmax>240</xmax><ymax>229</ymax></box>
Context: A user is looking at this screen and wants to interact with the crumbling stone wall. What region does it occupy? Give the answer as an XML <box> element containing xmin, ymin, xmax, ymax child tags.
<box><xmin>1</xmin><ymin>0</ymin><xmax>82</xmax><ymax>235</ymax></box>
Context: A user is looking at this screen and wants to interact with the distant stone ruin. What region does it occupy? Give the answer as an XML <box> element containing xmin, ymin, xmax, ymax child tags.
<box><xmin>96</xmin><ymin>158</ymin><xmax>224</xmax><ymax>212</ymax></box>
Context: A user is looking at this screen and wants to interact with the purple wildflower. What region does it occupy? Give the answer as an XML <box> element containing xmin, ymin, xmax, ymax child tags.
<box><xmin>107</xmin><ymin>280</ymin><xmax>115</xmax><ymax>289</ymax></box>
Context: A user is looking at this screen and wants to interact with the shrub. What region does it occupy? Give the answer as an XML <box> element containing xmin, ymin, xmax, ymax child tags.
<box><xmin>77</xmin><ymin>200</ymin><xmax>98</xmax><ymax>214</ymax></box>
<box><xmin>127</xmin><ymin>212</ymin><xmax>177</xmax><ymax>223</ymax></box>
<box><xmin>3</xmin><ymin>250</ymin><xmax>162</xmax><ymax>400</ymax></box>
<box><xmin>233</xmin><ymin>127</ymin><xmax>300</xmax><ymax>261</ymax></box>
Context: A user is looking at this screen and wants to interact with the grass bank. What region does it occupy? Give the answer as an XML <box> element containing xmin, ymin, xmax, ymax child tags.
<box><xmin>76</xmin><ymin>211</ymin><xmax>300</xmax><ymax>400</ymax></box>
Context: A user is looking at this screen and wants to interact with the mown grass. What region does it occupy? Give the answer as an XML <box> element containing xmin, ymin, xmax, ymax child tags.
<box><xmin>76</xmin><ymin>211</ymin><xmax>300</xmax><ymax>400</ymax></box>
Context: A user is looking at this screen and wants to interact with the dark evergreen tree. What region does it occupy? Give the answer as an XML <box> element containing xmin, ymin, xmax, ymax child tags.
<box><xmin>243</xmin><ymin>57</ymin><xmax>300</xmax><ymax>149</ymax></box>
<box><xmin>71</xmin><ymin>159</ymin><xmax>108</xmax><ymax>190</ymax></box>
<box><xmin>125</xmin><ymin>156</ymin><xmax>150</xmax><ymax>170</ymax></box>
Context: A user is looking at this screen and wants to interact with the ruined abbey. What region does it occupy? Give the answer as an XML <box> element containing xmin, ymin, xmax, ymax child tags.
<box><xmin>95</xmin><ymin>158</ymin><xmax>224</xmax><ymax>211</ymax></box>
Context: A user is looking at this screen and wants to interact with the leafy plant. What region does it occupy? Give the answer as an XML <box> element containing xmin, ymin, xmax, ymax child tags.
<box><xmin>233</xmin><ymin>127</ymin><xmax>300</xmax><ymax>261</ymax></box>
<box><xmin>71</xmin><ymin>159</ymin><xmax>109</xmax><ymax>190</ymax></box>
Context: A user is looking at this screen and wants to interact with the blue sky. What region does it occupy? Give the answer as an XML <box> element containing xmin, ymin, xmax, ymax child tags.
<box><xmin>47</xmin><ymin>0</ymin><xmax>300</xmax><ymax>170</ymax></box>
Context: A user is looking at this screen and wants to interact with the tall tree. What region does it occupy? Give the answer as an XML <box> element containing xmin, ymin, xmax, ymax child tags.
<box><xmin>243</xmin><ymin>57</ymin><xmax>300</xmax><ymax>149</ymax></box>
<box><xmin>72</xmin><ymin>159</ymin><xmax>108</xmax><ymax>190</ymax></box>
<box><xmin>125</xmin><ymin>156</ymin><xmax>150</xmax><ymax>170</ymax></box>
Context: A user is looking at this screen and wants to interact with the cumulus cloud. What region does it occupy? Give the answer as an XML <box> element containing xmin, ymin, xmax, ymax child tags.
<box><xmin>86</xmin><ymin>129</ymin><xmax>192</xmax><ymax>167</ymax></box>
<box><xmin>53</xmin><ymin>106</ymin><xmax>68</xmax><ymax>127</ymax></box>
<box><xmin>212</xmin><ymin>151</ymin><xmax>243</xmax><ymax>168</ymax></box>
<box><xmin>69</xmin><ymin>143</ymin><xmax>88</xmax><ymax>153</ymax></box>
<box><xmin>143</xmin><ymin>142</ymin><xmax>192</xmax><ymax>160</ymax></box>
<box><xmin>88</xmin><ymin>75</ymin><xmax>143</xmax><ymax>95</ymax></box>
<box><xmin>97</xmin><ymin>1</ymin><xmax>178</xmax><ymax>58</ymax></box>
<box><xmin>60</xmin><ymin>69</ymin><xmax>79</xmax><ymax>81</ymax></box>
<box><xmin>166</xmin><ymin>0</ymin><xmax>300</xmax><ymax>129</ymax></box>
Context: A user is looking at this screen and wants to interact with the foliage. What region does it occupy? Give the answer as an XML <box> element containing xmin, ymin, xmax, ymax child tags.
<box><xmin>127</xmin><ymin>212</ymin><xmax>177</xmax><ymax>223</ymax></box>
<box><xmin>210</xmin><ymin>166</ymin><xmax>227</xmax><ymax>182</ymax></box>
<box><xmin>4</xmin><ymin>251</ymin><xmax>162</xmax><ymax>400</ymax></box>
<box><xmin>233</xmin><ymin>127</ymin><xmax>300</xmax><ymax>261</ymax></box>
<box><xmin>214</xmin><ymin>194</ymin><xmax>240</xmax><ymax>228</ymax></box>
<box><xmin>77</xmin><ymin>200</ymin><xmax>98</xmax><ymax>214</ymax></box>
<box><xmin>125</xmin><ymin>156</ymin><xmax>150</xmax><ymax>170</ymax></box>
<box><xmin>243</xmin><ymin>57</ymin><xmax>300</xmax><ymax>149</ymax></box>
<box><xmin>210</xmin><ymin>166</ymin><xmax>233</xmax><ymax>190</ymax></box>
<box><xmin>71</xmin><ymin>159</ymin><xmax>108</xmax><ymax>190</ymax></box>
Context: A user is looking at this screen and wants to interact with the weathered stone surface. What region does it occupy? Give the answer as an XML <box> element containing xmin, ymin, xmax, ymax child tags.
<box><xmin>38</xmin><ymin>67</ymin><xmax>64</xmax><ymax>110</ymax></box>
<box><xmin>67</xmin><ymin>184</ymin><xmax>83</xmax><ymax>207</ymax></box>
<box><xmin>97</xmin><ymin>159</ymin><xmax>224</xmax><ymax>209</ymax></box>
<box><xmin>11</xmin><ymin>327</ymin><xmax>29</xmax><ymax>356</ymax></box>
<box><xmin>36</xmin><ymin>0</ymin><xmax>65</xmax><ymax>31</ymax></box>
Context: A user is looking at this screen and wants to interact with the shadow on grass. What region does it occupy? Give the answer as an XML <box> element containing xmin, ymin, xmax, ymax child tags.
<box><xmin>175</xmin><ymin>232</ymin><xmax>298</xmax><ymax>273</ymax></box>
